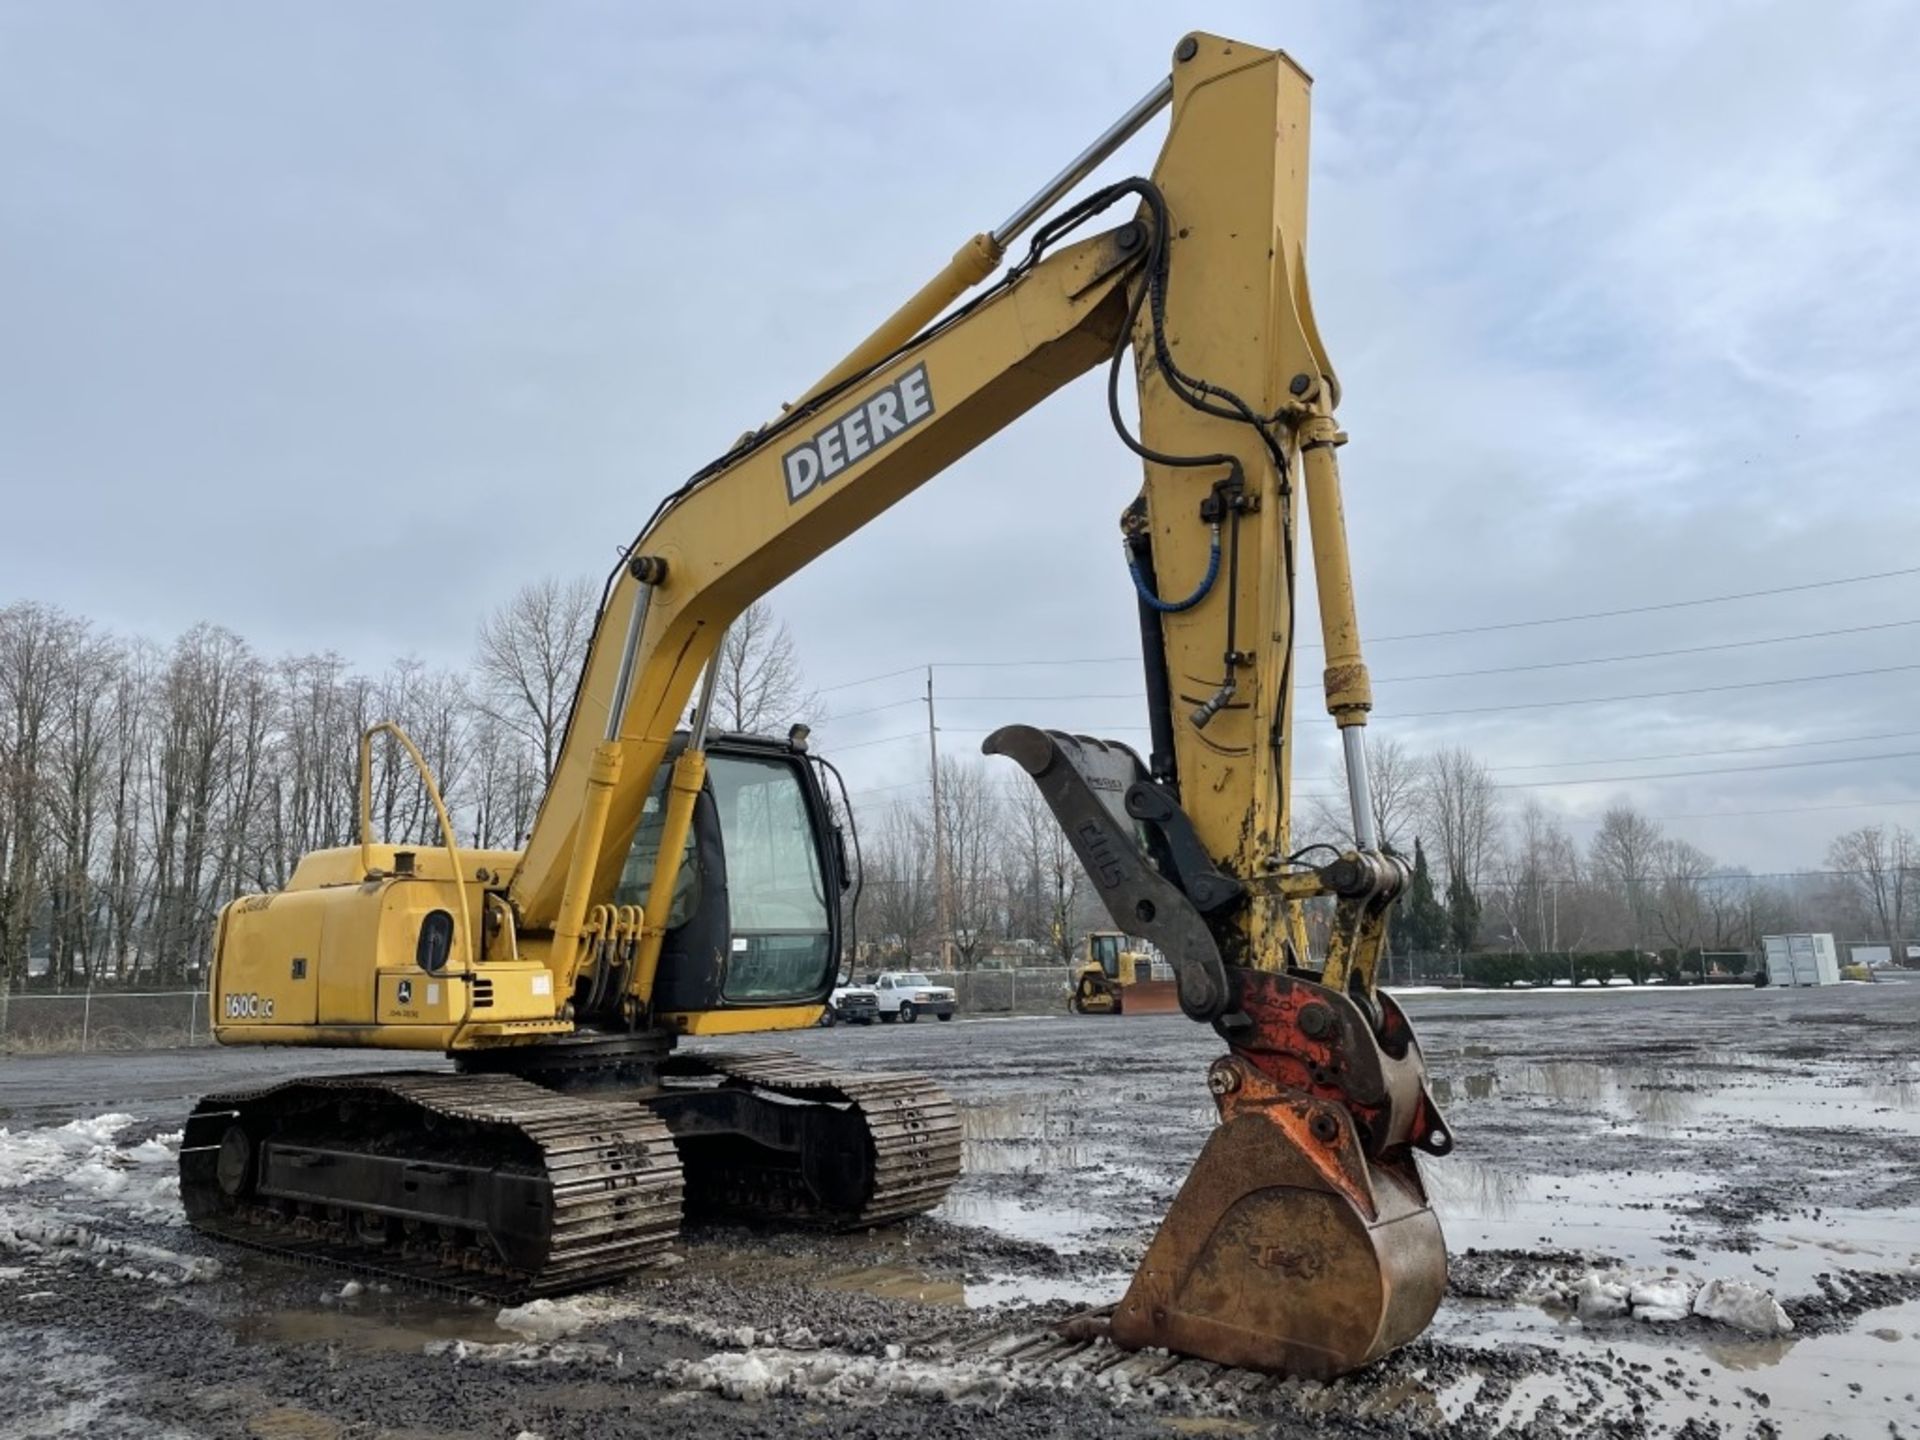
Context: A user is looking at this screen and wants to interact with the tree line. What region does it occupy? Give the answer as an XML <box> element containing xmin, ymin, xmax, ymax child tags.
<box><xmin>6</xmin><ymin>586</ymin><xmax>1909</xmax><ymax>990</ymax></box>
<box><xmin>0</xmin><ymin>587</ymin><xmax>811</xmax><ymax>990</ymax></box>
<box><xmin>859</xmin><ymin>734</ymin><xmax>1917</xmax><ymax>972</ymax></box>
<box><xmin>1304</xmin><ymin>737</ymin><xmax>1914</xmax><ymax>971</ymax></box>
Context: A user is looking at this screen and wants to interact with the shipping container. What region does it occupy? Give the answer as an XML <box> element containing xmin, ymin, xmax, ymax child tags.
<box><xmin>1762</xmin><ymin>933</ymin><xmax>1840</xmax><ymax>987</ymax></box>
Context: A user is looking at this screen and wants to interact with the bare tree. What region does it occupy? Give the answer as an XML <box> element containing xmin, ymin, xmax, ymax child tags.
<box><xmin>0</xmin><ymin>603</ymin><xmax>80</xmax><ymax>986</ymax></box>
<box><xmin>710</xmin><ymin>600</ymin><xmax>817</xmax><ymax>735</ymax></box>
<box><xmin>43</xmin><ymin>626</ymin><xmax>119</xmax><ymax>984</ymax></box>
<box><xmin>1417</xmin><ymin>746</ymin><xmax>1500</xmax><ymax>895</ymax></box>
<box><xmin>862</xmin><ymin>802</ymin><xmax>935</xmax><ymax>965</ymax></box>
<box><xmin>474</xmin><ymin>576</ymin><xmax>596</xmax><ymax>784</ymax></box>
<box><xmin>1588</xmin><ymin>803</ymin><xmax>1664</xmax><ymax>951</ymax></box>
<box><xmin>1488</xmin><ymin>799</ymin><xmax>1581</xmax><ymax>955</ymax></box>
<box><xmin>1006</xmin><ymin>783</ymin><xmax>1083</xmax><ymax>962</ymax></box>
<box><xmin>1826</xmin><ymin>824</ymin><xmax>1915</xmax><ymax>956</ymax></box>
<box><xmin>466</xmin><ymin>711</ymin><xmax>540</xmax><ymax>850</ymax></box>
<box><xmin>932</xmin><ymin>755</ymin><xmax>1002</xmax><ymax>968</ymax></box>
<box><xmin>1650</xmin><ymin>837</ymin><xmax>1715</xmax><ymax>954</ymax></box>
<box><xmin>1309</xmin><ymin>734</ymin><xmax>1423</xmax><ymax>853</ymax></box>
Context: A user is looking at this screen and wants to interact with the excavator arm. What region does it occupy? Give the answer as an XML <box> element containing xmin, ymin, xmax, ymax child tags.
<box><xmin>494</xmin><ymin>33</ymin><xmax>1451</xmax><ymax>1376</ymax></box>
<box><xmin>516</xmin><ymin>36</ymin><xmax>1346</xmax><ymax>1005</ymax></box>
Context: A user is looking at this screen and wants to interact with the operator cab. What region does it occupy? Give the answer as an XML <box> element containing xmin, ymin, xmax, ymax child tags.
<box><xmin>613</xmin><ymin>730</ymin><xmax>852</xmax><ymax>1019</ymax></box>
<box><xmin>1091</xmin><ymin>932</ymin><xmax>1123</xmax><ymax>979</ymax></box>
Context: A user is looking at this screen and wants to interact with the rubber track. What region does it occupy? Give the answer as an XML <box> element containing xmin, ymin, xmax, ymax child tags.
<box><xmin>665</xmin><ymin>1049</ymin><xmax>963</xmax><ymax>1225</ymax></box>
<box><xmin>180</xmin><ymin>1071</ymin><xmax>683</xmax><ymax>1301</ymax></box>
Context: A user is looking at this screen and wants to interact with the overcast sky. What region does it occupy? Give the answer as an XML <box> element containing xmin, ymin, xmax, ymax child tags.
<box><xmin>5</xmin><ymin>1</ymin><xmax>1919</xmax><ymax>874</ymax></box>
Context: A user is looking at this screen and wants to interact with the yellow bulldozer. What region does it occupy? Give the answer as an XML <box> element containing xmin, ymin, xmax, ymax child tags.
<box><xmin>1069</xmin><ymin>932</ymin><xmax>1180</xmax><ymax>1015</ymax></box>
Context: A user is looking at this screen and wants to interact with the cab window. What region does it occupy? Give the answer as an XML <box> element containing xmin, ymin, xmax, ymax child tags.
<box><xmin>614</xmin><ymin>771</ymin><xmax>700</xmax><ymax>926</ymax></box>
<box><xmin>710</xmin><ymin>752</ymin><xmax>832</xmax><ymax>1000</ymax></box>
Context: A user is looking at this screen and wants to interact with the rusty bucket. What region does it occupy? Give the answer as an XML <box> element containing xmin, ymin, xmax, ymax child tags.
<box><xmin>1108</xmin><ymin>969</ymin><xmax>1451</xmax><ymax>1378</ymax></box>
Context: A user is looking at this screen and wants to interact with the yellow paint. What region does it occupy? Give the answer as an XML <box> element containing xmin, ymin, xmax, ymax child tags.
<box><xmin>629</xmin><ymin>747</ymin><xmax>707</xmax><ymax>1010</ymax></box>
<box><xmin>661</xmin><ymin>1005</ymin><xmax>825</xmax><ymax>1036</ymax></box>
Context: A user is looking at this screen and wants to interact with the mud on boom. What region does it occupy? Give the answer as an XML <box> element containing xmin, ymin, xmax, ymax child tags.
<box><xmin>182</xmin><ymin>31</ymin><xmax>1451</xmax><ymax>1380</ymax></box>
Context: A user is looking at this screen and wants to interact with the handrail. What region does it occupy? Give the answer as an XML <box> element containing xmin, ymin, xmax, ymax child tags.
<box><xmin>357</xmin><ymin>721</ymin><xmax>477</xmax><ymax>981</ymax></box>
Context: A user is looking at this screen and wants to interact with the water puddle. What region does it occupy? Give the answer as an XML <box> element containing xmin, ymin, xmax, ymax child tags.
<box><xmin>1429</xmin><ymin>1053</ymin><xmax>1920</xmax><ymax>1138</ymax></box>
<box><xmin>228</xmin><ymin>1295</ymin><xmax>506</xmax><ymax>1353</ymax></box>
<box><xmin>936</xmin><ymin>1191</ymin><xmax>1112</xmax><ymax>1251</ymax></box>
<box><xmin>1471</xmin><ymin>1296</ymin><xmax>1920</xmax><ymax>1434</ymax></box>
<box><xmin>821</xmin><ymin>1265</ymin><xmax>966</xmax><ymax>1306</ymax></box>
<box><xmin>961</xmin><ymin>1099</ymin><xmax>1092</xmax><ymax>1172</ymax></box>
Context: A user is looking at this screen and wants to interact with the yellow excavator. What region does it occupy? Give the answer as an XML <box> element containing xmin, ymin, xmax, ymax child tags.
<box><xmin>181</xmin><ymin>32</ymin><xmax>1451</xmax><ymax>1380</ymax></box>
<box><xmin>1069</xmin><ymin>932</ymin><xmax>1179</xmax><ymax>1015</ymax></box>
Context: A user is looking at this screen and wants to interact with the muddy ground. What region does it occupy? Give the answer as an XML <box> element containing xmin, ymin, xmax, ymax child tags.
<box><xmin>2</xmin><ymin>978</ymin><xmax>1917</xmax><ymax>1440</ymax></box>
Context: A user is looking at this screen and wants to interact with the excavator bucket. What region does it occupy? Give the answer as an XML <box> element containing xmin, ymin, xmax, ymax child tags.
<box><xmin>1110</xmin><ymin>970</ymin><xmax>1450</xmax><ymax>1377</ymax></box>
<box><xmin>984</xmin><ymin>727</ymin><xmax>1452</xmax><ymax>1377</ymax></box>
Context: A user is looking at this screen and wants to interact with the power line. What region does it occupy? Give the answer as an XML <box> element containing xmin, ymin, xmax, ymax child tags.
<box><xmin>821</xmin><ymin>696</ymin><xmax>923</xmax><ymax>723</ymax></box>
<box><xmin>830</xmin><ymin>731</ymin><xmax>930</xmax><ymax>753</ymax></box>
<box><xmin>810</xmin><ymin>564</ymin><xmax>1920</xmax><ymax>694</ymax></box>
<box><xmin>1493</xmin><ymin>748</ymin><xmax>1920</xmax><ymax>789</ymax></box>
<box><xmin>1487</xmin><ymin>728</ymin><xmax>1920</xmax><ymax>772</ymax></box>
<box><xmin>1387</xmin><ymin>662</ymin><xmax>1920</xmax><ymax>720</ymax></box>
<box><xmin>819</xmin><ymin>626</ymin><xmax>1920</xmax><ymax>721</ymax></box>
<box><xmin>846</xmin><ymin>742</ymin><xmax>1920</xmax><ymax>804</ymax></box>
<box><xmin>1379</xmin><ymin>617</ymin><xmax>1920</xmax><ymax>684</ymax></box>
<box><xmin>1327</xmin><ymin>564</ymin><xmax>1920</xmax><ymax>646</ymax></box>
<box><xmin>1565</xmin><ymin>797</ymin><xmax>1920</xmax><ymax>823</ymax></box>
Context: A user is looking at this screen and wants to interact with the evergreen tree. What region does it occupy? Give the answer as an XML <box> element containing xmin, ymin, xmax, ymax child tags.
<box><xmin>1445</xmin><ymin>868</ymin><xmax>1481</xmax><ymax>953</ymax></box>
<box><xmin>1400</xmin><ymin>838</ymin><xmax>1448</xmax><ymax>956</ymax></box>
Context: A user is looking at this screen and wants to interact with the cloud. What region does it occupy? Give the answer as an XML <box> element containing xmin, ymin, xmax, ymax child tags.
<box><xmin>2</xmin><ymin>1</ymin><xmax>1916</xmax><ymax>870</ymax></box>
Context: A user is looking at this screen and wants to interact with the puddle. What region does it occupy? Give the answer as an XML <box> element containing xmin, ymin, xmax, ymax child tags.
<box><xmin>961</xmin><ymin>1099</ymin><xmax>1092</xmax><ymax>1172</ymax></box>
<box><xmin>229</xmin><ymin>1296</ymin><xmax>507</xmax><ymax>1353</ymax></box>
<box><xmin>1451</xmin><ymin>1296</ymin><xmax>1920</xmax><ymax>1434</ymax></box>
<box><xmin>936</xmin><ymin>1191</ymin><xmax>1112</xmax><ymax>1252</ymax></box>
<box><xmin>821</xmin><ymin>1265</ymin><xmax>966</xmax><ymax>1306</ymax></box>
<box><xmin>1422</xmin><ymin>1156</ymin><xmax>1715</xmax><ymax>1267</ymax></box>
<box><xmin>1420</xmin><ymin>1151</ymin><xmax>1920</xmax><ymax>1298</ymax></box>
<box><xmin>1429</xmin><ymin>1054</ymin><xmax>1920</xmax><ymax>1140</ymax></box>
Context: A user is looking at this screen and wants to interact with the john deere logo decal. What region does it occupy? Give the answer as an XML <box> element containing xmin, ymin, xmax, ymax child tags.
<box><xmin>783</xmin><ymin>364</ymin><xmax>935</xmax><ymax>503</ymax></box>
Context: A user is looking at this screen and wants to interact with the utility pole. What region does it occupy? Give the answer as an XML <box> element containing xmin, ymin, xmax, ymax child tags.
<box><xmin>925</xmin><ymin>667</ymin><xmax>954</xmax><ymax>971</ymax></box>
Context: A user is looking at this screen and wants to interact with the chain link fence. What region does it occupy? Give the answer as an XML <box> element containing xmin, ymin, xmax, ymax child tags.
<box><xmin>0</xmin><ymin>988</ymin><xmax>213</xmax><ymax>1054</ymax></box>
<box><xmin>0</xmin><ymin>969</ymin><xmax>1082</xmax><ymax>1053</ymax></box>
<box><xmin>912</xmin><ymin>968</ymin><xmax>1076</xmax><ymax>1016</ymax></box>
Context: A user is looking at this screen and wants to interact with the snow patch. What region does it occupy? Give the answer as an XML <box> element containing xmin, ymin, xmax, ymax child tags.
<box><xmin>1627</xmin><ymin>1276</ymin><xmax>1693</xmax><ymax>1322</ymax></box>
<box><xmin>0</xmin><ymin>1209</ymin><xmax>219</xmax><ymax>1286</ymax></box>
<box><xmin>495</xmin><ymin>1296</ymin><xmax>601</xmax><ymax>1342</ymax></box>
<box><xmin>1570</xmin><ymin>1274</ymin><xmax>1630</xmax><ymax>1320</ymax></box>
<box><xmin>659</xmin><ymin>1340</ymin><xmax>1239</xmax><ymax>1413</ymax></box>
<box><xmin>0</xmin><ymin>1115</ymin><xmax>182</xmax><ymax>1219</ymax></box>
<box><xmin>426</xmin><ymin>1338</ymin><xmax>619</xmax><ymax>1368</ymax></box>
<box><xmin>1693</xmin><ymin>1278</ymin><xmax>1794</xmax><ymax>1335</ymax></box>
<box><xmin>1550</xmin><ymin>1267</ymin><xmax>1791</xmax><ymax>1334</ymax></box>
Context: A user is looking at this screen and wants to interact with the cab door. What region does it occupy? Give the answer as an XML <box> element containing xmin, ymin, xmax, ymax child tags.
<box><xmin>621</xmin><ymin>735</ymin><xmax>845</xmax><ymax>1015</ymax></box>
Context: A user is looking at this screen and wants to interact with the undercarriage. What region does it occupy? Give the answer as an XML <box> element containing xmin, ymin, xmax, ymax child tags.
<box><xmin>179</xmin><ymin>1038</ymin><xmax>962</xmax><ymax>1299</ymax></box>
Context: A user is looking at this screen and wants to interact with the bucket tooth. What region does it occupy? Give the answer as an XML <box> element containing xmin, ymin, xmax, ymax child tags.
<box><xmin>1110</xmin><ymin>1065</ymin><xmax>1444</xmax><ymax>1379</ymax></box>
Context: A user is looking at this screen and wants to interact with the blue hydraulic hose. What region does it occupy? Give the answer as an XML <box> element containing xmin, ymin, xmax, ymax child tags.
<box><xmin>1127</xmin><ymin>524</ymin><xmax>1221</xmax><ymax>613</ymax></box>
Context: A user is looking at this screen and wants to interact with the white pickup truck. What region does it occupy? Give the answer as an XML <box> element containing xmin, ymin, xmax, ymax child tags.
<box><xmin>823</xmin><ymin>982</ymin><xmax>879</xmax><ymax>1025</ymax></box>
<box><xmin>872</xmin><ymin>971</ymin><xmax>957</xmax><ymax>1023</ymax></box>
